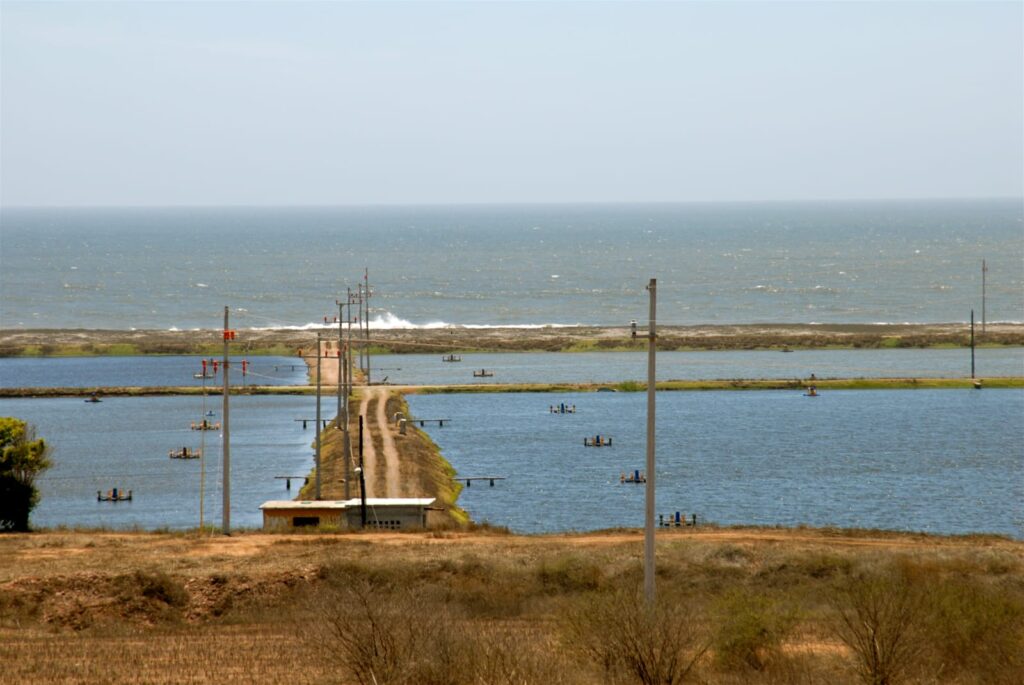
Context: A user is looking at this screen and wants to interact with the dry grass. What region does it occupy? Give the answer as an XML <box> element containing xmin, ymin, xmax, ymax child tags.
<box><xmin>1</xmin><ymin>527</ymin><xmax>1022</xmax><ymax>684</ymax></box>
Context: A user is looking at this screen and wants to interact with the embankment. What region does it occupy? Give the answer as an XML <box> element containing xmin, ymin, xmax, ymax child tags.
<box><xmin>3</xmin><ymin>322</ymin><xmax>1023</xmax><ymax>356</ymax></box>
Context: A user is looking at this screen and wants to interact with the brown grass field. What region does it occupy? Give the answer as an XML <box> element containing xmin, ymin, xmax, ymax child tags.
<box><xmin>2</xmin><ymin>526</ymin><xmax>1021</xmax><ymax>684</ymax></box>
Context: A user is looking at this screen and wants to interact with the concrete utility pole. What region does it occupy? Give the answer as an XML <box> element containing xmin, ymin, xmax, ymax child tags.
<box><xmin>315</xmin><ymin>333</ymin><xmax>323</xmax><ymax>500</ymax></box>
<box><xmin>222</xmin><ymin>306</ymin><xmax>231</xmax><ymax>535</ymax></box>
<box><xmin>337</xmin><ymin>299</ymin><xmax>350</xmax><ymax>500</ymax></box>
<box><xmin>346</xmin><ymin>288</ymin><xmax>357</xmax><ymax>498</ymax></box>
<box><xmin>631</xmin><ymin>278</ymin><xmax>657</xmax><ymax>604</ymax></box>
<box><xmin>643</xmin><ymin>279</ymin><xmax>657</xmax><ymax>604</ymax></box>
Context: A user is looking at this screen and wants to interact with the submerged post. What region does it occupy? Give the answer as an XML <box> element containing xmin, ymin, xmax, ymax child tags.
<box><xmin>644</xmin><ymin>278</ymin><xmax>657</xmax><ymax>604</ymax></box>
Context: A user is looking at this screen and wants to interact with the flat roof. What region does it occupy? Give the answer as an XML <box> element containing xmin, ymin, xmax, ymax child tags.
<box><xmin>260</xmin><ymin>497</ymin><xmax>435</xmax><ymax>511</ymax></box>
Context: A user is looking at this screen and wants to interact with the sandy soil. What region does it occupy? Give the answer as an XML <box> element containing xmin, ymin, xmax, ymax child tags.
<box><xmin>3</xmin><ymin>322</ymin><xmax>1022</xmax><ymax>355</ymax></box>
<box><xmin>2</xmin><ymin>527</ymin><xmax>1019</xmax><ymax>582</ymax></box>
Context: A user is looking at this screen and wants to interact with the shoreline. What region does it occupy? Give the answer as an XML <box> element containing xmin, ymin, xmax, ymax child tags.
<box><xmin>2</xmin><ymin>322</ymin><xmax>1023</xmax><ymax>356</ymax></box>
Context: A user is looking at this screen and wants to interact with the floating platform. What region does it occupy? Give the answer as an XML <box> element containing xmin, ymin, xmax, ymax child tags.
<box><xmin>549</xmin><ymin>403</ymin><xmax>576</xmax><ymax>414</ymax></box>
<box><xmin>191</xmin><ymin>420</ymin><xmax>220</xmax><ymax>430</ymax></box>
<box><xmin>169</xmin><ymin>447</ymin><xmax>201</xmax><ymax>459</ymax></box>
<box><xmin>456</xmin><ymin>476</ymin><xmax>506</xmax><ymax>487</ymax></box>
<box><xmin>660</xmin><ymin>512</ymin><xmax>698</xmax><ymax>527</ymax></box>
<box><xmin>442</xmin><ymin>354</ymin><xmax>462</xmax><ymax>362</ymax></box>
<box><xmin>620</xmin><ymin>470</ymin><xmax>646</xmax><ymax>484</ymax></box>
<box><xmin>98</xmin><ymin>488</ymin><xmax>132</xmax><ymax>502</ymax></box>
<box><xmin>472</xmin><ymin>369</ymin><xmax>494</xmax><ymax>377</ymax></box>
<box><xmin>584</xmin><ymin>436</ymin><xmax>613</xmax><ymax>447</ymax></box>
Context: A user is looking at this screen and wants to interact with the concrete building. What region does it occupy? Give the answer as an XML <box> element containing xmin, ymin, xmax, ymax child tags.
<box><xmin>259</xmin><ymin>498</ymin><xmax>436</xmax><ymax>531</ymax></box>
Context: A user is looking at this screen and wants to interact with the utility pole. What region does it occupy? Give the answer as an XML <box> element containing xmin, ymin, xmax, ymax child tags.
<box><xmin>364</xmin><ymin>269</ymin><xmax>371</xmax><ymax>386</ymax></box>
<box><xmin>315</xmin><ymin>333</ymin><xmax>323</xmax><ymax>500</ymax></box>
<box><xmin>631</xmin><ymin>278</ymin><xmax>657</xmax><ymax>604</ymax></box>
<box><xmin>982</xmin><ymin>259</ymin><xmax>987</xmax><ymax>335</ymax></box>
<box><xmin>971</xmin><ymin>309</ymin><xmax>976</xmax><ymax>379</ymax></box>
<box><xmin>346</xmin><ymin>288</ymin><xmax>356</xmax><ymax>498</ymax></box>
<box><xmin>222</xmin><ymin>306</ymin><xmax>232</xmax><ymax>535</ymax></box>
<box><xmin>337</xmin><ymin>298</ymin><xmax>350</xmax><ymax>500</ymax></box>
<box><xmin>359</xmin><ymin>415</ymin><xmax>367</xmax><ymax>527</ymax></box>
<box><xmin>199</xmin><ymin>360</ymin><xmax>208</xmax><ymax>532</ymax></box>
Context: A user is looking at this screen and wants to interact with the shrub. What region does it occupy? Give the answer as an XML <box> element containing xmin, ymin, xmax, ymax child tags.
<box><xmin>713</xmin><ymin>589</ymin><xmax>796</xmax><ymax>671</ymax></box>
<box><xmin>135</xmin><ymin>571</ymin><xmax>188</xmax><ymax>607</ymax></box>
<box><xmin>563</xmin><ymin>589</ymin><xmax>708</xmax><ymax>684</ymax></box>
<box><xmin>313</xmin><ymin>572</ymin><xmax>576</xmax><ymax>685</ymax></box>
<box><xmin>920</xmin><ymin>577</ymin><xmax>1024</xmax><ymax>683</ymax></box>
<box><xmin>828</xmin><ymin>567</ymin><xmax>925</xmax><ymax>685</ymax></box>
<box><xmin>536</xmin><ymin>554</ymin><xmax>605</xmax><ymax>594</ymax></box>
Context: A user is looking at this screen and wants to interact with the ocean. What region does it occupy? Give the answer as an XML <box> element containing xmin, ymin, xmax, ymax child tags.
<box><xmin>2</xmin><ymin>200</ymin><xmax>1021</xmax><ymax>330</ymax></box>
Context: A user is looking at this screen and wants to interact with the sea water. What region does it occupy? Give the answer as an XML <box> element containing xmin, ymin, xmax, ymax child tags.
<box><xmin>408</xmin><ymin>389</ymin><xmax>1024</xmax><ymax>537</ymax></box>
<box><xmin>2</xmin><ymin>200</ymin><xmax>1021</xmax><ymax>330</ymax></box>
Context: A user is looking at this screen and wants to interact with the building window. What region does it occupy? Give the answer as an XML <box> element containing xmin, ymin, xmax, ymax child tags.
<box><xmin>293</xmin><ymin>516</ymin><xmax>320</xmax><ymax>527</ymax></box>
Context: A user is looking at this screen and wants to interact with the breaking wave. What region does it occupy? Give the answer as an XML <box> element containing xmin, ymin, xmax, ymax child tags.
<box><xmin>244</xmin><ymin>311</ymin><xmax>582</xmax><ymax>331</ymax></box>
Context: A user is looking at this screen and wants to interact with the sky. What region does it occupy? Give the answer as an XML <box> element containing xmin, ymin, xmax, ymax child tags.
<box><xmin>1</xmin><ymin>1</ymin><xmax>1021</xmax><ymax>207</ymax></box>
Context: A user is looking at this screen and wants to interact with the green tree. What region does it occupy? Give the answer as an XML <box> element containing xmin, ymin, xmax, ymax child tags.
<box><xmin>0</xmin><ymin>417</ymin><xmax>52</xmax><ymax>532</ymax></box>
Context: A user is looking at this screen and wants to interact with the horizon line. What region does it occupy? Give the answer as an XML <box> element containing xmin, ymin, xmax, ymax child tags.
<box><xmin>3</xmin><ymin>195</ymin><xmax>1023</xmax><ymax>211</ymax></box>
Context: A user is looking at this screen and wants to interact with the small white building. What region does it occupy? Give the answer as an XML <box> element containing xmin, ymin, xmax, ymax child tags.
<box><xmin>259</xmin><ymin>498</ymin><xmax>436</xmax><ymax>531</ymax></box>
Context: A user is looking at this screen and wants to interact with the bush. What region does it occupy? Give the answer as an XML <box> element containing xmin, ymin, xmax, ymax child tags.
<box><xmin>828</xmin><ymin>567</ymin><xmax>925</xmax><ymax>685</ymax></box>
<box><xmin>713</xmin><ymin>589</ymin><xmax>796</xmax><ymax>671</ymax></box>
<box><xmin>135</xmin><ymin>571</ymin><xmax>188</xmax><ymax>607</ymax></box>
<box><xmin>313</xmin><ymin>571</ymin><xmax>576</xmax><ymax>685</ymax></box>
<box><xmin>920</xmin><ymin>577</ymin><xmax>1024</xmax><ymax>683</ymax></box>
<box><xmin>536</xmin><ymin>554</ymin><xmax>605</xmax><ymax>594</ymax></box>
<box><xmin>563</xmin><ymin>589</ymin><xmax>708</xmax><ymax>684</ymax></box>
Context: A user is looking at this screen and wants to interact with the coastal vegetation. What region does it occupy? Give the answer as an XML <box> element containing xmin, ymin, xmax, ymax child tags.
<box><xmin>2</xmin><ymin>323</ymin><xmax>1023</xmax><ymax>357</ymax></box>
<box><xmin>0</xmin><ymin>418</ymin><xmax>51</xmax><ymax>532</ymax></box>
<box><xmin>1</xmin><ymin>527</ymin><xmax>1021</xmax><ymax>684</ymax></box>
<box><xmin>2</xmin><ymin>376</ymin><xmax>1022</xmax><ymax>399</ymax></box>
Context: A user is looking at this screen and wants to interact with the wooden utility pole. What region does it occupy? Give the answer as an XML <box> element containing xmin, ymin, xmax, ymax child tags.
<box><xmin>971</xmin><ymin>309</ymin><xmax>976</xmax><ymax>379</ymax></box>
<box><xmin>364</xmin><ymin>269</ymin><xmax>371</xmax><ymax>386</ymax></box>
<box><xmin>222</xmin><ymin>306</ymin><xmax>231</xmax><ymax>535</ymax></box>
<box><xmin>982</xmin><ymin>259</ymin><xmax>987</xmax><ymax>335</ymax></box>
<box><xmin>359</xmin><ymin>415</ymin><xmax>367</xmax><ymax>527</ymax></box>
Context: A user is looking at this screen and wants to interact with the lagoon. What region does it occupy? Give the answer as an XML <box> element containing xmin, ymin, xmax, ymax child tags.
<box><xmin>408</xmin><ymin>389</ymin><xmax>1024</xmax><ymax>537</ymax></box>
<box><xmin>0</xmin><ymin>395</ymin><xmax>314</xmax><ymax>530</ymax></box>
<box><xmin>375</xmin><ymin>347</ymin><xmax>1023</xmax><ymax>386</ymax></box>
